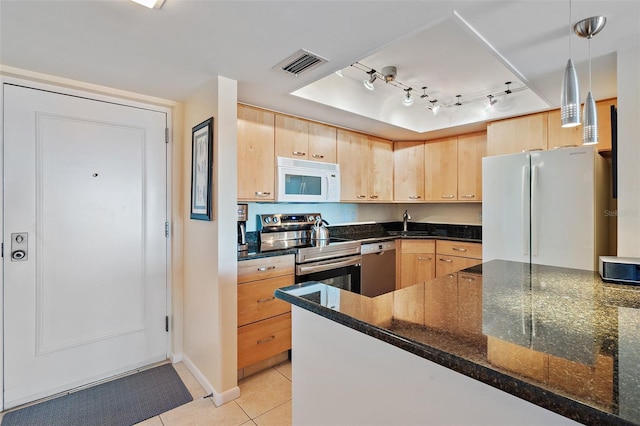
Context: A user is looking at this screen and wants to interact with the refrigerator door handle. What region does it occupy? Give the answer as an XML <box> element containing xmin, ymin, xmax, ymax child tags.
<box><xmin>531</xmin><ymin>164</ymin><xmax>538</xmax><ymax>257</ymax></box>
<box><xmin>521</xmin><ymin>165</ymin><xmax>529</xmax><ymax>256</ymax></box>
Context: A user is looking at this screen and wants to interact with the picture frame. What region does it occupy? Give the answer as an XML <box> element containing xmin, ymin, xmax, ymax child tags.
<box><xmin>190</xmin><ymin>117</ymin><xmax>213</xmax><ymax>221</ymax></box>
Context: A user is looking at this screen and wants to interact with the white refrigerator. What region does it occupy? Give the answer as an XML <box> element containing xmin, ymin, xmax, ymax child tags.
<box><xmin>482</xmin><ymin>146</ymin><xmax>610</xmax><ymax>271</ymax></box>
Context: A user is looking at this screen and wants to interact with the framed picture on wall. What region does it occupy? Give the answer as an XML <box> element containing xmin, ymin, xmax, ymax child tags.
<box><xmin>190</xmin><ymin>117</ymin><xmax>213</xmax><ymax>220</ymax></box>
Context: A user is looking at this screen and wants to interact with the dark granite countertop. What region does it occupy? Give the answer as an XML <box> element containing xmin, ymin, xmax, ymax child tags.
<box><xmin>238</xmin><ymin>221</ymin><xmax>482</xmax><ymax>261</ymax></box>
<box><xmin>275</xmin><ymin>259</ymin><xmax>640</xmax><ymax>426</ymax></box>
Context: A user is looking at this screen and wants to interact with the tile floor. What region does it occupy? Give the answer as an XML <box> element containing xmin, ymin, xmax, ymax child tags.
<box><xmin>137</xmin><ymin>361</ymin><xmax>293</xmax><ymax>426</ymax></box>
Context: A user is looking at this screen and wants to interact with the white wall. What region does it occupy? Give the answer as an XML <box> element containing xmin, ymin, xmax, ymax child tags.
<box><xmin>616</xmin><ymin>45</ymin><xmax>640</xmax><ymax>257</ymax></box>
<box><xmin>182</xmin><ymin>76</ymin><xmax>239</xmax><ymax>405</ymax></box>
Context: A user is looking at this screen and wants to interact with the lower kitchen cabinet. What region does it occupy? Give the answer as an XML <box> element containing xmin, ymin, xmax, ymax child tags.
<box><xmin>435</xmin><ymin>240</ymin><xmax>482</xmax><ymax>278</ymax></box>
<box><xmin>237</xmin><ymin>255</ymin><xmax>294</xmax><ymax>370</ymax></box>
<box><xmin>238</xmin><ymin>312</ymin><xmax>292</xmax><ymax>369</ymax></box>
<box><xmin>396</xmin><ymin>240</ymin><xmax>435</xmax><ymax>289</ymax></box>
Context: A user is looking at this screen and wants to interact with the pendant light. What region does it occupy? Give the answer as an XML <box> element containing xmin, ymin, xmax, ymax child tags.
<box><xmin>561</xmin><ymin>0</ymin><xmax>580</xmax><ymax>127</ymax></box>
<box><xmin>575</xmin><ymin>16</ymin><xmax>606</xmax><ymax>145</ymax></box>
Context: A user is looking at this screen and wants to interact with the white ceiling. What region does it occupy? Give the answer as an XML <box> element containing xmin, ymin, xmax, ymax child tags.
<box><xmin>1</xmin><ymin>0</ymin><xmax>638</xmax><ymax>141</ymax></box>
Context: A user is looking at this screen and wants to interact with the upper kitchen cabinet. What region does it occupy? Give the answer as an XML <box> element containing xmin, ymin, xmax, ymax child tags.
<box><xmin>547</xmin><ymin>98</ymin><xmax>617</xmax><ymax>153</ymax></box>
<box><xmin>457</xmin><ymin>132</ymin><xmax>487</xmax><ymax>202</ymax></box>
<box><xmin>337</xmin><ymin>129</ymin><xmax>393</xmax><ymax>202</ymax></box>
<box><xmin>424</xmin><ymin>136</ymin><xmax>458</xmax><ymax>201</ymax></box>
<box><xmin>487</xmin><ymin>112</ymin><xmax>548</xmax><ymax>156</ymax></box>
<box><xmin>394</xmin><ymin>141</ymin><xmax>425</xmax><ymax>201</ymax></box>
<box><xmin>237</xmin><ymin>104</ymin><xmax>275</xmax><ymax>201</ymax></box>
<box><xmin>275</xmin><ymin>115</ymin><xmax>337</xmax><ymax>163</ymax></box>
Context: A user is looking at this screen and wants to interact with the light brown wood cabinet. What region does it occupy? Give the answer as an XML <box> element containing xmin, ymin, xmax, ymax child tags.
<box><xmin>487</xmin><ymin>98</ymin><xmax>617</xmax><ymax>158</ymax></box>
<box><xmin>435</xmin><ymin>240</ymin><xmax>482</xmax><ymax>278</ymax></box>
<box><xmin>395</xmin><ymin>132</ymin><xmax>486</xmax><ymax>203</ymax></box>
<box><xmin>237</xmin><ymin>104</ymin><xmax>275</xmax><ymax>201</ymax></box>
<box><xmin>547</xmin><ymin>98</ymin><xmax>617</xmax><ymax>153</ymax></box>
<box><xmin>393</xmin><ymin>141</ymin><xmax>425</xmax><ymax>201</ymax></box>
<box><xmin>275</xmin><ymin>115</ymin><xmax>337</xmax><ymax>163</ymax></box>
<box><xmin>486</xmin><ymin>112</ymin><xmax>548</xmax><ymax>156</ymax></box>
<box><xmin>237</xmin><ymin>255</ymin><xmax>294</xmax><ymax>369</ymax></box>
<box><xmin>337</xmin><ymin>129</ymin><xmax>393</xmax><ymax>202</ymax></box>
<box><xmin>424</xmin><ymin>137</ymin><xmax>458</xmax><ymax>201</ymax></box>
<box><xmin>457</xmin><ymin>132</ymin><xmax>487</xmax><ymax>202</ymax></box>
<box><xmin>396</xmin><ymin>239</ymin><xmax>435</xmax><ymax>289</ymax></box>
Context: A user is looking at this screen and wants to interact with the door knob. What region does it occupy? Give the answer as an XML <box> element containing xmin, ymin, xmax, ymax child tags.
<box><xmin>10</xmin><ymin>232</ymin><xmax>28</xmax><ymax>262</ymax></box>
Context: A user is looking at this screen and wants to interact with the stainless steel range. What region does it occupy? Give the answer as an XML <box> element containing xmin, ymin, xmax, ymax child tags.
<box><xmin>259</xmin><ymin>213</ymin><xmax>362</xmax><ymax>293</ymax></box>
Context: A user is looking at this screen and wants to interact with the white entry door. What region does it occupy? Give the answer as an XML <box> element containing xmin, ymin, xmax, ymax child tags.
<box><xmin>3</xmin><ymin>84</ymin><xmax>169</xmax><ymax>408</ymax></box>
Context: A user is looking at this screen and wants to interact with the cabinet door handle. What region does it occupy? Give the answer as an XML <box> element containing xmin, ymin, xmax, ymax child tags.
<box><xmin>257</xmin><ymin>335</ymin><xmax>276</xmax><ymax>345</ymax></box>
<box><xmin>311</xmin><ymin>154</ymin><xmax>324</xmax><ymax>159</ymax></box>
<box><xmin>452</xmin><ymin>247</ymin><xmax>467</xmax><ymax>252</ymax></box>
<box><xmin>439</xmin><ymin>258</ymin><xmax>453</xmax><ymax>263</ymax></box>
<box><xmin>257</xmin><ymin>266</ymin><xmax>276</xmax><ymax>272</ymax></box>
<box><xmin>447</xmin><ymin>274</ymin><xmax>456</xmax><ymax>278</ymax></box>
<box><xmin>292</xmin><ymin>151</ymin><xmax>306</xmax><ymax>156</ymax></box>
<box><xmin>460</xmin><ymin>194</ymin><xmax>475</xmax><ymax>199</ymax></box>
<box><xmin>460</xmin><ymin>275</ymin><xmax>476</xmax><ymax>282</ymax></box>
<box><xmin>357</xmin><ymin>195</ymin><xmax>367</xmax><ymax>199</ymax></box>
<box><xmin>255</xmin><ymin>191</ymin><xmax>271</xmax><ymax>197</ymax></box>
<box><xmin>369</xmin><ymin>195</ymin><xmax>379</xmax><ymax>199</ymax></box>
<box><xmin>257</xmin><ymin>297</ymin><xmax>275</xmax><ymax>303</ymax></box>
<box><xmin>418</xmin><ymin>256</ymin><xmax>432</xmax><ymax>261</ymax></box>
<box><xmin>441</xmin><ymin>195</ymin><xmax>455</xmax><ymax>199</ymax></box>
<box><xmin>409</xmin><ymin>195</ymin><xmax>422</xmax><ymax>199</ymax></box>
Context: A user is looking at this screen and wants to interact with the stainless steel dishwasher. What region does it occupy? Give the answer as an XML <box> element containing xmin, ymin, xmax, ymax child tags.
<box><xmin>361</xmin><ymin>240</ymin><xmax>396</xmax><ymax>297</ymax></box>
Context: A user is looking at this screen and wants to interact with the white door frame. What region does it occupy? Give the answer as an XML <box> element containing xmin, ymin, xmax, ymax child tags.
<box><xmin>0</xmin><ymin>76</ymin><xmax>174</xmax><ymax>411</ymax></box>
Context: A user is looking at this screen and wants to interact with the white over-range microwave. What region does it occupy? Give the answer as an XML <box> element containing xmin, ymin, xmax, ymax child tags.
<box><xmin>276</xmin><ymin>157</ymin><xmax>340</xmax><ymax>202</ymax></box>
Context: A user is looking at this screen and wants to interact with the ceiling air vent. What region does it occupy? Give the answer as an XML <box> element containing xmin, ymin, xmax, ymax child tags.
<box><xmin>275</xmin><ymin>49</ymin><xmax>329</xmax><ymax>76</ymax></box>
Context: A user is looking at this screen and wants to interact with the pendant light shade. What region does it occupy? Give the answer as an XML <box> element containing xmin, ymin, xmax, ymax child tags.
<box><xmin>561</xmin><ymin>59</ymin><xmax>581</xmax><ymax>127</ymax></box>
<box><xmin>582</xmin><ymin>92</ymin><xmax>598</xmax><ymax>145</ymax></box>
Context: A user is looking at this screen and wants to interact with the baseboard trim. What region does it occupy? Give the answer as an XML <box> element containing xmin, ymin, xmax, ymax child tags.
<box><xmin>181</xmin><ymin>354</ymin><xmax>240</xmax><ymax>407</ymax></box>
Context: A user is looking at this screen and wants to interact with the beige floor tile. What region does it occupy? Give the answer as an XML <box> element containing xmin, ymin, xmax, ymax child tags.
<box><xmin>173</xmin><ymin>362</ymin><xmax>208</xmax><ymax>399</ymax></box>
<box><xmin>236</xmin><ymin>368</ymin><xmax>292</xmax><ymax>419</ymax></box>
<box><xmin>160</xmin><ymin>397</ymin><xmax>250</xmax><ymax>426</ymax></box>
<box><xmin>274</xmin><ymin>360</ymin><xmax>292</xmax><ymax>381</ymax></box>
<box><xmin>253</xmin><ymin>400</ymin><xmax>292</xmax><ymax>426</ymax></box>
<box><xmin>135</xmin><ymin>415</ymin><xmax>164</xmax><ymax>425</ymax></box>
<box><xmin>240</xmin><ymin>421</ymin><xmax>258</xmax><ymax>426</ymax></box>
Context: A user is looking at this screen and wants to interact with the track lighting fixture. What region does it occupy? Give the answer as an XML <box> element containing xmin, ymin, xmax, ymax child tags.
<box><xmin>350</xmin><ymin>62</ymin><xmax>528</xmax><ymax>114</ymax></box>
<box><xmin>363</xmin><ymin>70</ymin><xmax>377</xmax><ymax>91</ymax></box>
<box><xmin>575</xmin><ymin>15</ymin><xmax>606</xmax><ymax>145</ymax></box>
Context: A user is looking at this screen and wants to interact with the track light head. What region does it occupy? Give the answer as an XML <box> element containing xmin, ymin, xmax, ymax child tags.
<box><xmin>363</xmin><ymin>70</ymin><xmax>377</xmax><ymax>91</ymax></box>
<box><xmin>403</xmin><ymin>88</ymin><xmax>414</xmax><ymax>107</ymax></box>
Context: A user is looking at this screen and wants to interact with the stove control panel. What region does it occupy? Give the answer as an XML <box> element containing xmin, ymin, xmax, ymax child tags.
<box><xmin>259</xmin><ymin>213</ymin><xmax>321</xmax><ymax>231</ymax></box>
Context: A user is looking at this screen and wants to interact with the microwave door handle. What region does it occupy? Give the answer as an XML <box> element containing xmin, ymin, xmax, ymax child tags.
<box><xmin>300</xmin><ymin>180</ymin><xmax>306</xmax><ymax>194</ymax></box>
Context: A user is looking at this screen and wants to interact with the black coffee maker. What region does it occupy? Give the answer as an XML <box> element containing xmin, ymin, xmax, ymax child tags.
<box><xmin>237</xmin><ymin>204</ymin><xmax>248</xmax><ymax>252</ymax></box>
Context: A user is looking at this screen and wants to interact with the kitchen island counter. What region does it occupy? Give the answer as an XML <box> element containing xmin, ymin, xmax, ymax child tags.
<box><xmin>275</xmin><ymin>260</ymin><xmax>640</xmax><ymax>425</ymax></box>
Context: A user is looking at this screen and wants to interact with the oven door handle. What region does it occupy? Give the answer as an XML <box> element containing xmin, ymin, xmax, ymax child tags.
<box><xmin>297</xmin><ymin>256</ymin><xmax>362</xmax><ymax>275</ymax></box>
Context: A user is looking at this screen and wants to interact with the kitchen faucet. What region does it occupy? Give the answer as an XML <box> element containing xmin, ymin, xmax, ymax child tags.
<box><xmin>402</xmin><ymin>210</ymin><xmax>412</xmax><ymax>232</ymax></box>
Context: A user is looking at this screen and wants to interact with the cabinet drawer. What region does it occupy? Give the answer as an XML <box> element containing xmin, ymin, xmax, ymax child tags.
<box><xmin>238</xmin><ymin>275</ymin><xmax>292</xmax><ymax>326</ymax></box>
<box><xmin>399</xmin><ymin>239</ymin><xmax>435</xmax><ymax>254</ymax></box>
<box><xmin>238</xmin><ymin>313</ymin><xmax>291</xmax><ymax>369</ymax></box>
<box><xmin>238</xmin><ymin>254</ymin><xmax>295</xmax><ymax>283</ymax></box>
<box><xmin>436</xmin><ymin>240</ymin><xmax>482</xmax><ymax>259</ymax></box>
<box><xmin>435</xmin><ymin>255</ymin><xmax>482</xmax><ymax>278</ymax></box>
